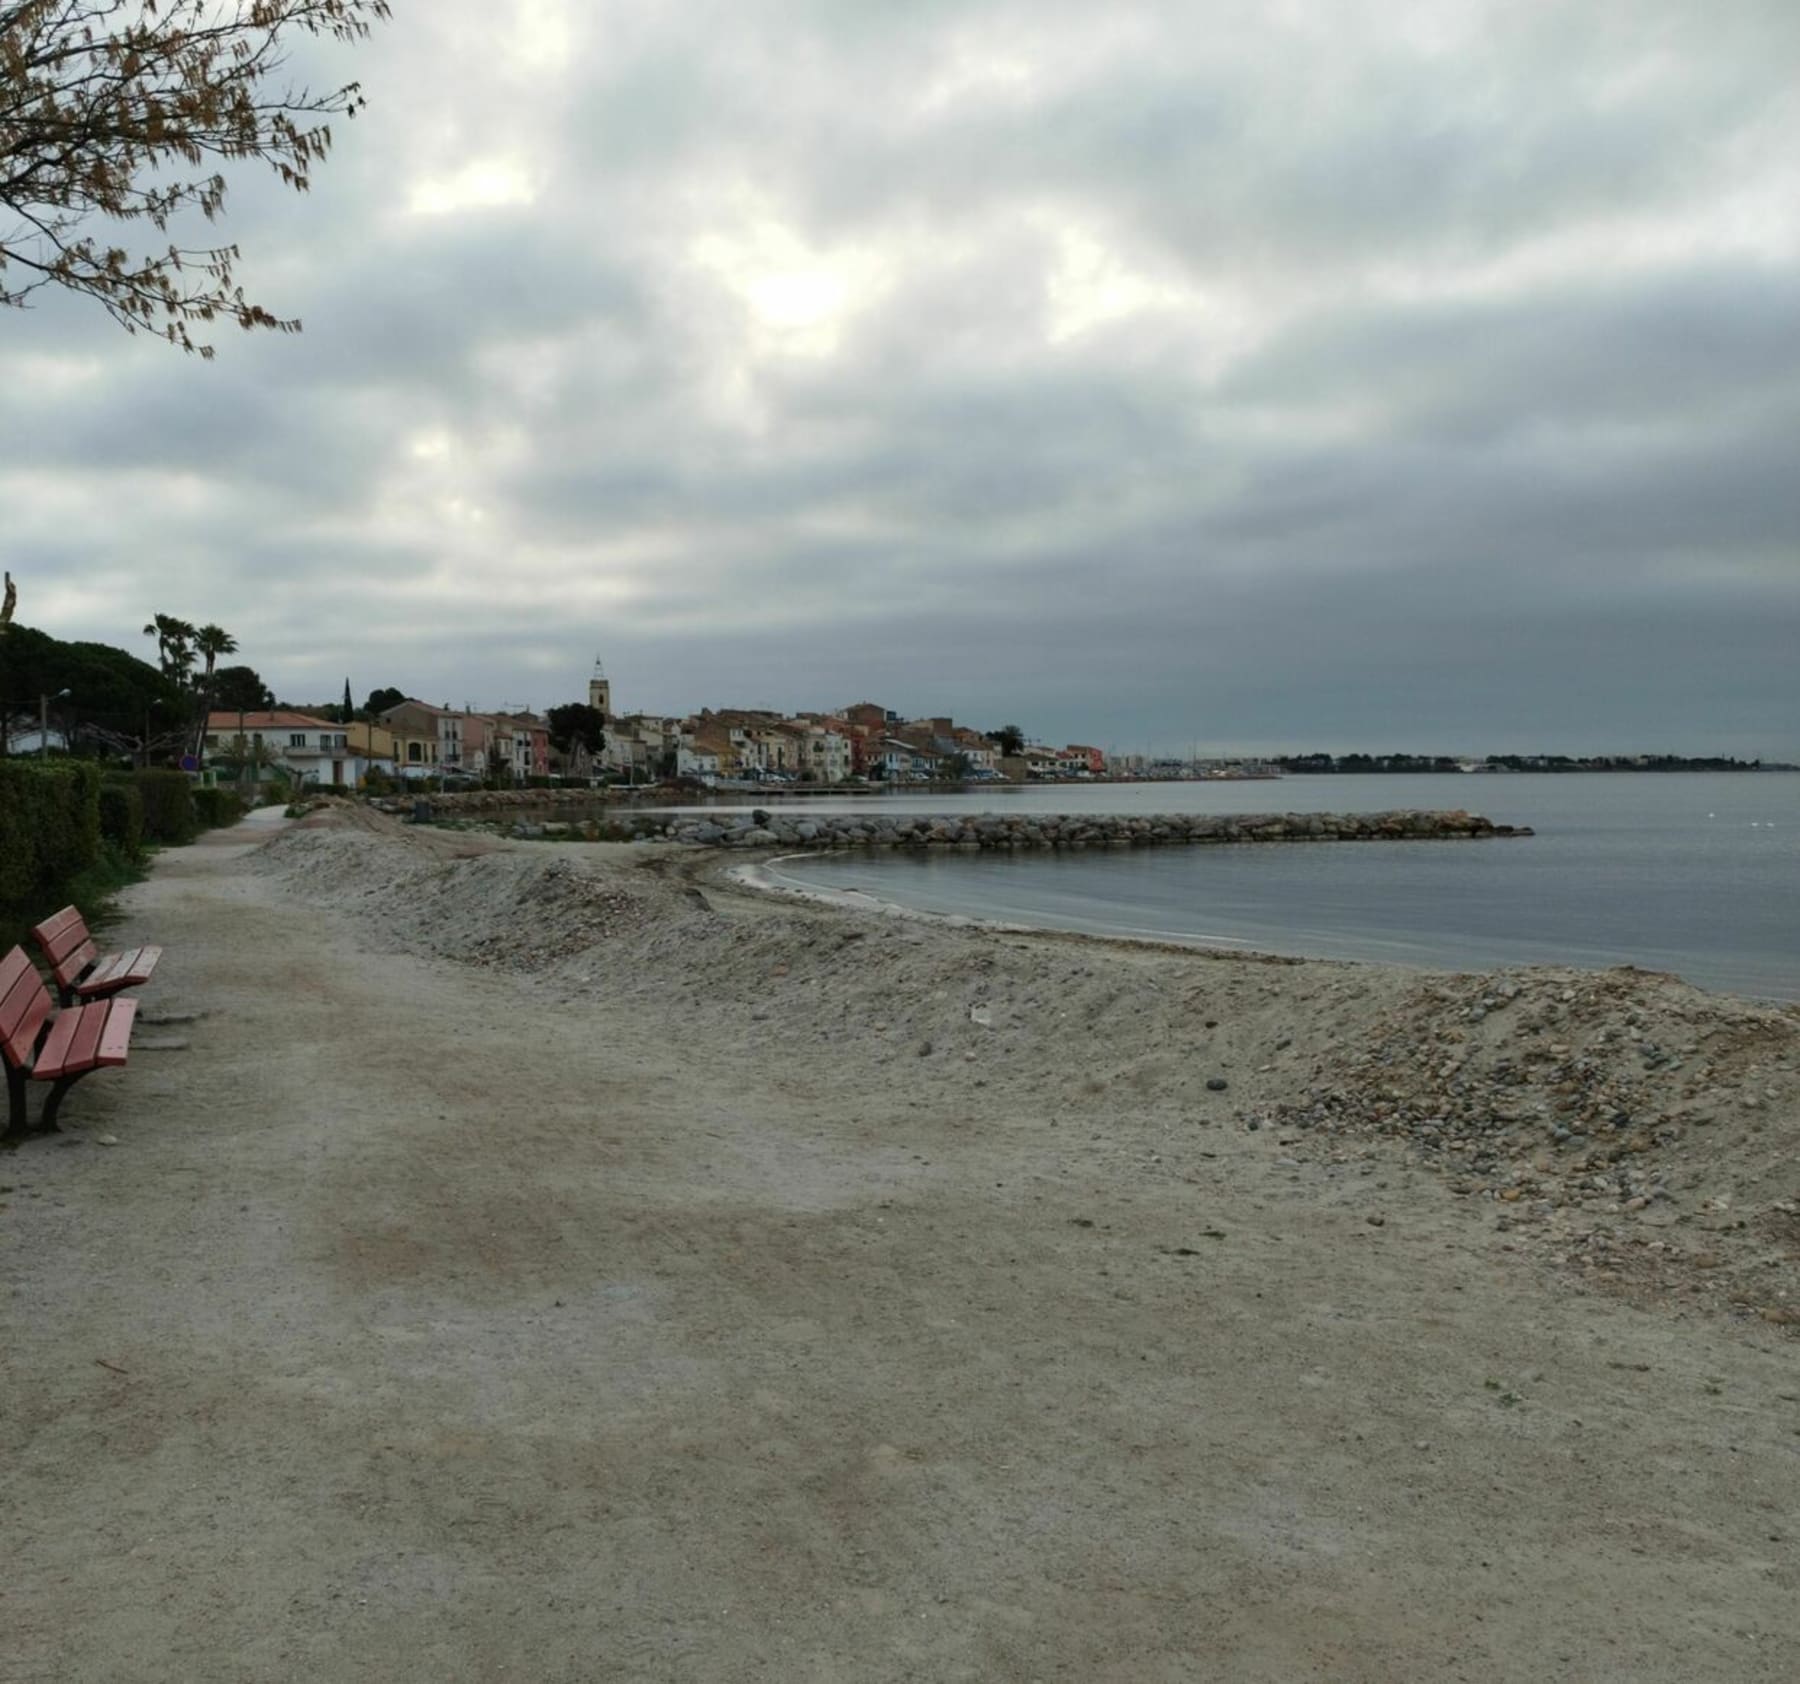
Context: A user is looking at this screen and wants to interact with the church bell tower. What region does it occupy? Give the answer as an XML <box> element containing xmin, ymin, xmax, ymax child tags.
<box><xmin>588</xmin><ymin>657</ymin><xmax>612</xmax><ymax>720</ymax></box>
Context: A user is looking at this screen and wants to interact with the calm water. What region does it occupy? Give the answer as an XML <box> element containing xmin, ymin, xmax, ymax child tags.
<box><xmin>746</xmin><ymin>775</ymin><xmax>1800</xmax><ymax>1000</ymax></box>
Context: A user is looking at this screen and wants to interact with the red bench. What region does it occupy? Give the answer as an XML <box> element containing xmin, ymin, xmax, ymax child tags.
<box><xmin>31</xmin><ymin>905</ymin><xmax>161</xmax><ymax>1008</ymax></box>
<box><xmin>2</xmin><ymin>946</ymin><xmax>137</xmax><ymax>1140</ymax></box>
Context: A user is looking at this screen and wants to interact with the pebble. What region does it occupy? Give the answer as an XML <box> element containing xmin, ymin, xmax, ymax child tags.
<box><xmin>1206</xmin><ymin>1077</ymin><xmax>1229</xmax><ymax>1092</ymax></box>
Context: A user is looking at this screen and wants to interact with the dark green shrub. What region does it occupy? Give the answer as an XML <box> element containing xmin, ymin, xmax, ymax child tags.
<box><xmin>134</xmin><ymin>770</ymin><xmax>197</xmax><ymax>845</ymax></box>
<box><xmin>0</xmin><ymin>760</ymin><xmax>102</xmax><ymax>906</ymax></box>
<box><xmin>97</xmin><ymin>782</ymin><xmax>144</xmax><ymax>859</ymax></box>
<box><xmin>192</xmin><ymin>786</ymin><xmax>246</xmax><ymax>830</ymax></box>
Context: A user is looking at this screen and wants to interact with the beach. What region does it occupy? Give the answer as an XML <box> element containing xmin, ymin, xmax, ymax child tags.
<box><xmin>4</xmin><ymin>806</ymin><xmax>1797</xmax><ymax>1681</ymax></box>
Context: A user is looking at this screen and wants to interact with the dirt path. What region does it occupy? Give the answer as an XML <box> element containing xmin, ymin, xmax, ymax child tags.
<box><xmin>3</xmin><ymin>813</ymin><xmax>1796</xmax><ymax>1682</ymax></box>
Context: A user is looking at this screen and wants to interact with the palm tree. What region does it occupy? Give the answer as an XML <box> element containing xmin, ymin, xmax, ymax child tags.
<box><xmin>195</xmin><ymin>625</ymin><xmax>238</xmax><ymax>684</ymax></box>
<box><xmin>142</xmin><ymin>615</ymin><xmax>198</xmax><ymax>686</ymax></box>
<box><xmin>190</xmin><ymin>624</ymin><xmax>239</xmax><ymax>759</ymax></box>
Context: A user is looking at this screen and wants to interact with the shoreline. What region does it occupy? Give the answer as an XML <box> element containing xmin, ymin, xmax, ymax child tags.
<box><xmin>728</xmin><ymin>850</ymin><xmax>1297</xmax><ymax>962</ymax></box>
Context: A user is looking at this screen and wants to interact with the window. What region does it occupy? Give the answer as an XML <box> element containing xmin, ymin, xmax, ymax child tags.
<box><xmin>408</xmin><ymin>743</ymin><xmax>424</xmax><ymax>763</ymax></box>
<box><xmin>290</xmin><ymin>733</ymin><xmax>307</xmax><ymax>748</ymax></box>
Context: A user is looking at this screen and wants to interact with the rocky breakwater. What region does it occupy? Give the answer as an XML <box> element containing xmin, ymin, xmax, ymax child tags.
<box><xmin>374</xmin><ymin>787</ymin><xmax>617</xmax><ymax>817</ymax></box>
<box><xmin>654</xmin><ymin>808</ymin><xmax>1527</xmax><ymax>850</ymax></box>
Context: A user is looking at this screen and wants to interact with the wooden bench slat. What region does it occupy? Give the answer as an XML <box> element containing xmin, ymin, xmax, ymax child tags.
<box><xmin>32</xmin><ymin>906</ymin><xmax>81</xmax><ymax>940</ymax></box>
<box><xmin>44</xmin><ymin>926</ymin><xmax>92</xmax><ymax>967</ymax></box>
<box><xmin>66</xmin><ymin>1005</ymin><xmax>109</xmax><ymax>1075</ymax></box>
<box><xmin>47</xmin><ymin>928</ymin><xmax>93</xmax><ymax>964</ymax></box>
<box><xmin>1</xmin><ymin>950</ymin><xmax>52</xmax><ymax>1068</ymax></box>
<box><xmin>31</xmin><ymin>906</ymin><xmax>82</xmax><ymax>949</ymax></box>
<box><xmin>33</xmin><ymin>1007</ymin><xmax>83</xmax><ymax>1079</ymax></box>
<box><xmin>0</xmin><ymin>945</ymin><xmax>37</xmax><ymax>1027</ymax></box>
<box><xmin>31</xmin><ymin>907</ymin><xmax>93</xmax><ymax>976</ymax></box>
<box><xmin>52</xmin><ymin>940</ymin><xmax>99</xmax><ymax>988</ymax></box>
<box><xmin>85</xmin><ymin>947</ymin><xmax>138</xmax><ymax>989</ymax></box>
<box><xmin>96</xmin><ymin>998</ymin><xmax>136</xmax><ymax>1065</ymax></box>
<box><xmin>74</xmin><ymin>944</ymin><xmax>162</xmax><ymax>998</ymax></box>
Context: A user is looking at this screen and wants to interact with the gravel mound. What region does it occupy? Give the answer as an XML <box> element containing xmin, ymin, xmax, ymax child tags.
<box><xmin>254</xmin><ymin>813</ymin><xmax>1799</xmax><ymax>1329</ymax></box>
<box><xmin>1262</xmin><ymin>966</ymin><xmax>1800</xmax><ymax>1320</ymax></box>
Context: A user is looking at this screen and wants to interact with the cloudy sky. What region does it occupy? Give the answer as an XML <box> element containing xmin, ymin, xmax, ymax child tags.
<box><xmin>8</xmin><ymin>0</ymin><xmax>1799</xmax><ymax>757</ymax></box>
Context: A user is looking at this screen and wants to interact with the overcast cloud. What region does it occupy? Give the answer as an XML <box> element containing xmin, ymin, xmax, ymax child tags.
<box><xmin>7</xmin><ymin>0</ymin><xmax>1798</xmax><ymax>756</ymax></box>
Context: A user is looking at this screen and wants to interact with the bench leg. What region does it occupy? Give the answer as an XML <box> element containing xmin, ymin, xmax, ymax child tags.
<box><xmin>38</xmin><ymin>1070</ymin><xmax>93</xmax><ymax>1133</ymax></box>
<box><xmin>3</xmin><ymin>1064</ymin><xmax>26</xmax><ymax>1144</ymax></box>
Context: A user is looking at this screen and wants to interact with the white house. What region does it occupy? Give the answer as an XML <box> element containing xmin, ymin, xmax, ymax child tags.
<box><xmin>1</xmin><ymin>724</ymin><xmax>71</xmax><ymax>755</ymax></box>
<box><xmin>676</xmin><ymin>743</ymin><xmax>721</xmax><ymax>782</ymax></box>
<box><xmin>799</xmin><ymin>725</ymin><xmax>851</xmax><ymax>784</ymax></box>
<box><xmin>205</xmin><ymin>711</ymin><xmax>379</xmax><ymax>788</ymax></box>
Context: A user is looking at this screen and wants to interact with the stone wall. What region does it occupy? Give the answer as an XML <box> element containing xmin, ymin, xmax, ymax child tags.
<box><xmin>495</xmin><ymin>809</ymin><xmax>1531</xmax><ymax>849</ymax></box>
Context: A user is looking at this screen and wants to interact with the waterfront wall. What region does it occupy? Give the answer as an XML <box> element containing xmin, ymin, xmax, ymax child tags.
<box><xmin>479</xmin><ymin>808</ymin><xmax>1531</xmax><ymax>849</ymax></box>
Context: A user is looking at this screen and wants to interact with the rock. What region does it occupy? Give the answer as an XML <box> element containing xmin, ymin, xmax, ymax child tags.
<box><xmin>1206</xmin><ymin>1077</ymin><xmax>1229</xmax><ymax>1092</ymax></box>
<box><xmin>95</xmin><ymin>1134</ymin><xmax>120</xmax><ymax>1146</ymax></box>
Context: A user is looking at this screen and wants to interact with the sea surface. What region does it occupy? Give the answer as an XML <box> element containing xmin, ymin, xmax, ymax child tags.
<box><xmin>710</xmin><ymin>774</ymin><xmax>1800</xmax><ymax>1001</ymax></box>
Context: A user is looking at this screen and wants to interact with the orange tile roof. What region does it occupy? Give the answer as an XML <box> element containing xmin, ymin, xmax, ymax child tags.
<box><xmin>206</xmin><ymin>711</ymin><xmax>334</xmax><ymax>731</ymax></box>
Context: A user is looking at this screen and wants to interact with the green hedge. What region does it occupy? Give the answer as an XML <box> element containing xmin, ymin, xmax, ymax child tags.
<box><xmin>192</xmin><ymin>786</ymin><xmax>245</xmax><ymax>830</ymax></box>
<box><xmin>134</xmin><ymin>769</ymin><xmax>196</xmax><ymax>845</ymax></box>
<box><xmin>0</xmin><ymin>760</ymin><xmax>102</xmax><ymax>906</ymax></box>
<box><xmin>98</xmin><ymin>782</ymin><xmax>144</xmax><ymax>859</ymax></box>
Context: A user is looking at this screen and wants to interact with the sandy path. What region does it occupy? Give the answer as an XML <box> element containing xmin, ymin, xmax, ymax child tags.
<box><xmin>3</xmin><ymin>813</ymin><xmax>1796</xmax><ymax>1682</ymax></box>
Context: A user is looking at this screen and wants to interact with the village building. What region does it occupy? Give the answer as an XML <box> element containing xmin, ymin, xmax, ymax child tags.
<box><xmin>377</xmin><ymin>700</ymin><xmax>478</xmax><ymax>778</ymax></box>
<box><xmin>204</xmin><ymin>711</ymin><xmax>387</xmax><ymax>788</ymax></box>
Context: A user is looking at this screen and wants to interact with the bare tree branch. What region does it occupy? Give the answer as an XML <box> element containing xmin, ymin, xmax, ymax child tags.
<box><xmin>1</xmin><ymin>0</ymin><xmax>389</xmax><ymax>354</ymax></box>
